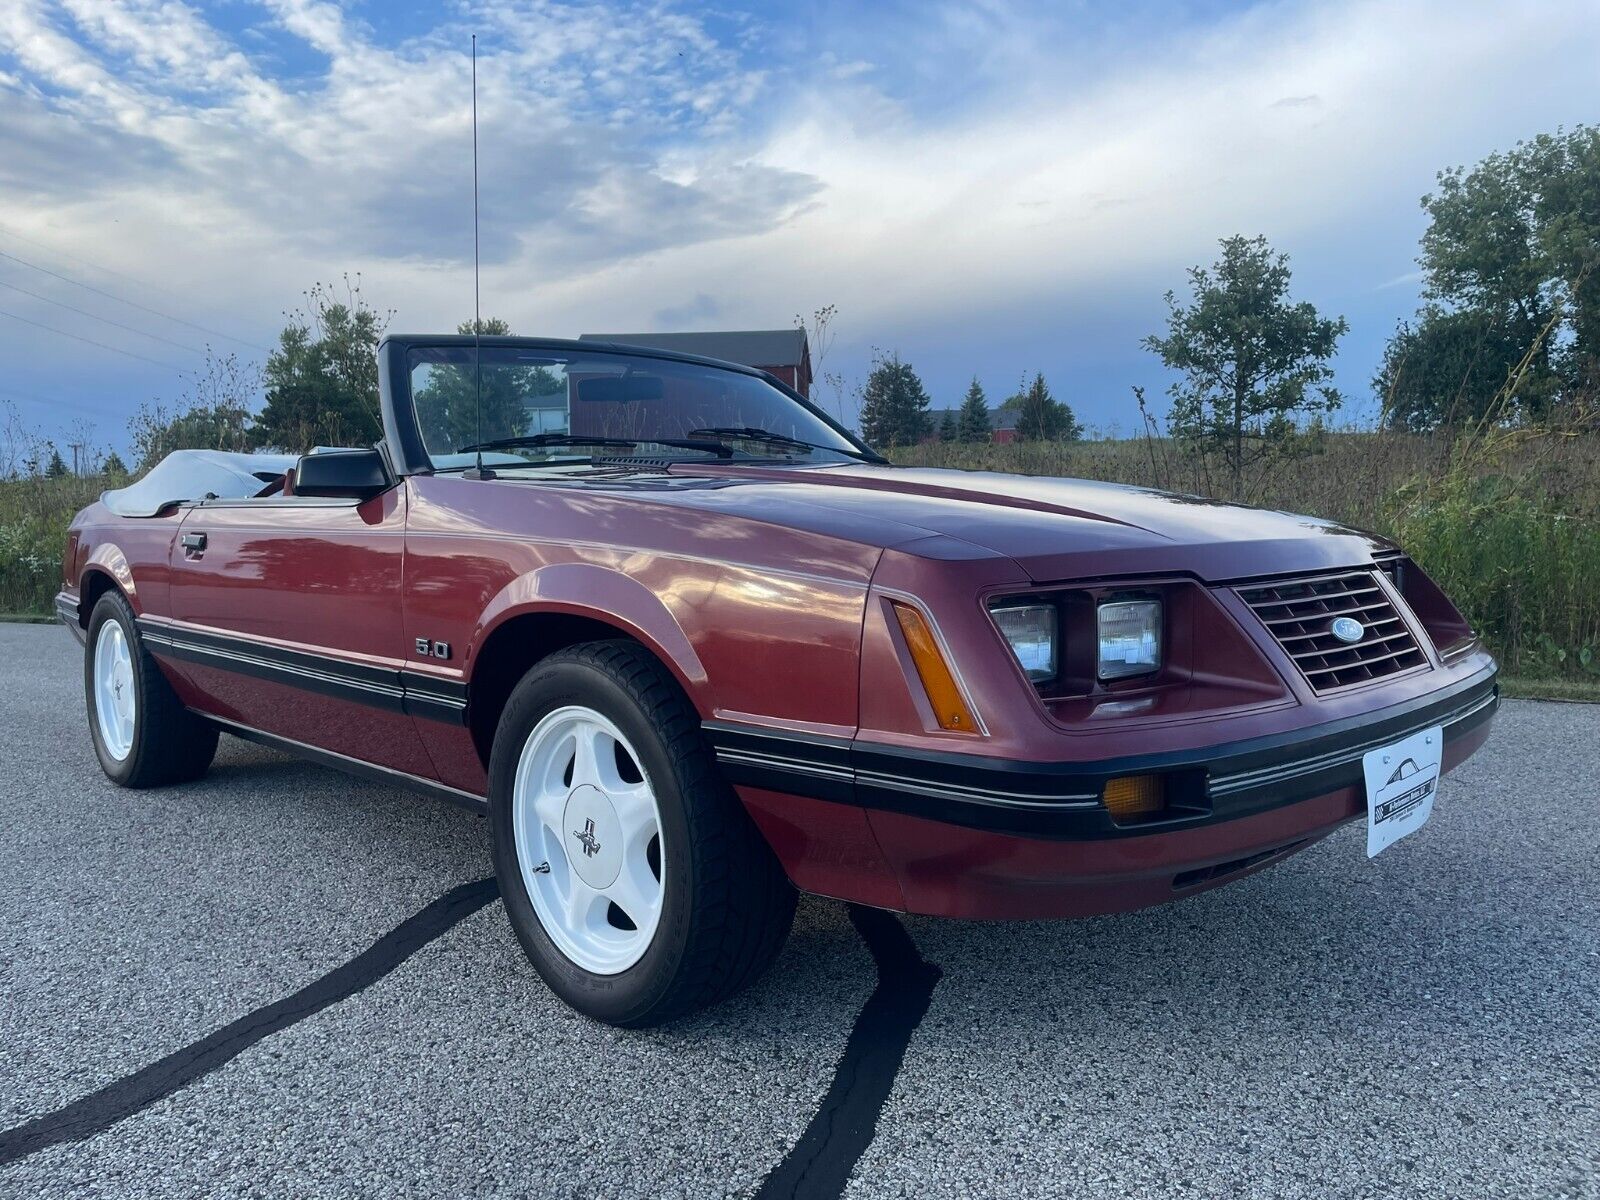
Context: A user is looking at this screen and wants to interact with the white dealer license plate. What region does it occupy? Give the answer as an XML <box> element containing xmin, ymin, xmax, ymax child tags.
<box><xmin>1362</xmin><ymin>725</ymin><xmax>1443</xmax><ymax>858</ymax></box>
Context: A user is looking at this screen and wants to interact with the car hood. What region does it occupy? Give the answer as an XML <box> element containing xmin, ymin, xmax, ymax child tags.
<box><xmin>647</xmin><ymin>463</ymin><xmax>1395</xmax><ymax>584</ymax></box>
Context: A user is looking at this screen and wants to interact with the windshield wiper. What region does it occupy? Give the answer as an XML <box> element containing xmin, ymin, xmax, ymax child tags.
<box><xmin>688</xmin><ymin>426</ymin><xmax>888</xmax><ymax>464</ymax></box>
<box><xmin>452</xmin><ymin>433</ymin><xmax>734</xmax><ymax>461</ymax></box>
<box><xmin>457</xmin><ymin>434</ymin><xmax>639</xmax><ymax>453</ymax></box>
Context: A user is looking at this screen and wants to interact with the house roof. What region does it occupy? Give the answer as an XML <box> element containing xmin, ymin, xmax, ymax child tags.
<box><xmin>578</xmin><ymin>329</ymin><xmax>809</xmax><ymax>369</ymax></box>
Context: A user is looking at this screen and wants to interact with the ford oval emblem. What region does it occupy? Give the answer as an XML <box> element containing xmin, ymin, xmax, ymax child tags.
<box><xmin>1330</xmin><ymin>616</ymin><xmax>1365</xmax><ymax>644</ymax></box>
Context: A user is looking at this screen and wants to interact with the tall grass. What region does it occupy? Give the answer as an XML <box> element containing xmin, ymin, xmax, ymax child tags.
<box><xmin>0</xmin><ymin>475</ymin><xmax>105</xmax><ymax>615</ymax></box>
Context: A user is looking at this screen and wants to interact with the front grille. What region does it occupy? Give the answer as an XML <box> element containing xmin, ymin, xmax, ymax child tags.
<box><xmin>1237</xmin><ymin>569</ymin><xmax>1428</xmax><ymax>692</ymax></box>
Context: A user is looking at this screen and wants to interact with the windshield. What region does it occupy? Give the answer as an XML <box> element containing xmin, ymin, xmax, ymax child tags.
<box><xmin>408</xmin><ymin>346</ymin><xmax>869</xmax><ymax>469</ymax></box>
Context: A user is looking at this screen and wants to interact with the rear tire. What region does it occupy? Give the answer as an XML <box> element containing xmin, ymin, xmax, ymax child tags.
<box><xmin>489</xmin><ymin>640</ymin><xmax>796</xmax><ymax>1026</ymax></box>
<box><xmin>85</xmin><ymin>591</ymin><xmax>218</xmax><ymax>787</ymax></box>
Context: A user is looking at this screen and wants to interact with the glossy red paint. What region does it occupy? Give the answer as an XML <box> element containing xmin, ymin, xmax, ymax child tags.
<box><xmin>856</xmin><ymin>717</ymin><xmax>1495</xmax><ymax>920</ymax></box>
<box><xmin>58</xmin><ymin>336</ymin><xmax>1498</xmax><ymax>922</ymax></box>
<box><xmin>738</xmin><ymin>787</ymin><xmax>906</xmax><ymax>910</ymax></box>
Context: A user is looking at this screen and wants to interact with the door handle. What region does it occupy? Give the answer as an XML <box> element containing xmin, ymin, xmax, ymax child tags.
<box><xmin>181</xmin><ymin>531</ymin><xmax>207</xmax><ymax>555</ymax></box>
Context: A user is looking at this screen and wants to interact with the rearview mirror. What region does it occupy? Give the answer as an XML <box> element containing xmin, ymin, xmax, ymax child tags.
<box><xmin>294</xmin><ymin>448</ymin><xmax>392</xmax><ymax>500</ymax></box>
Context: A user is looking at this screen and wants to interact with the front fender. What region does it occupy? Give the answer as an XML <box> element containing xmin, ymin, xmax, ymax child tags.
<box><xmin>472</xmin><ymin>561</ymin><xmax>709</xmax><ymax>705</ymax></box>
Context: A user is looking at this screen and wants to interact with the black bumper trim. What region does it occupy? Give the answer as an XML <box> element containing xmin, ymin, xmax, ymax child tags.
<box><xmin>704</xmin><ymin>666</ymin><xmax>1499</xmax><ymax>840</ymax></box>
<box><xmin>138</xmin><ymin>618</ymin><xmax>468</xmax><ymax>726</ymax></box>
<box><xmin>55</xmin><ymin>592</ymin><xmax>85</xmax><ymax>644</ymax></box>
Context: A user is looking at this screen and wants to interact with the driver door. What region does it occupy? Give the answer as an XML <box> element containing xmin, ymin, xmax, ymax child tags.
<box><xmin>161</xmin><ymin>481</ymin><xmax>437</xmax><ymax>780</ymax></box>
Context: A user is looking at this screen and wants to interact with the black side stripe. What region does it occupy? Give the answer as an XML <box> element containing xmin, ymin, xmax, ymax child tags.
<box><xmin>703</xmin><ymin>670</ymin><xmax>1498</xmax><ymax>841</ymax></box>
<box><xmin>139</xmin><ymin>619</ymin><xmax>468</xmax><ymax>726</ymax></box>
<box><xmin>399</xmin><ymin>672</ymin><xmax>473</xmax><ymax>725</ymax></box>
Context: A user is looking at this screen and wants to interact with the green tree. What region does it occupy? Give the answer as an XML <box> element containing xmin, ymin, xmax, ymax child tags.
<box><xmin>128</xmin><ymin>352</ymin><xmax>259</xmax><ymax>471</ymax></box>
<box><xmin>45</xmin><ymin>446</ymin><xmax>68</xmax><ymax>477</ymax></box>
<box><xmin>938</xmin><ymin>410</ymin><xmax>958</xmax><ymax>442</ymax></box>
<box><xmin>101</xmin><ymin>450</ymin><xmax>128</xmax><ymax>476</ymax></box>
<box><xmin>1391</xmin><ymin>125</ymin><xmax>1600</xmax><ymax>423</ymax></box>
<box><xmin>1375</xmin><ymin>309</ymin><xmax>1527</xmax><ymax>430</ymax></box>
<box><xmin>1014</xmin><ymin>372</ymin><xmax>1081</xmax><ymax>441</ymax></box>
<box><xmin>1144</xmin><ymin>235</ymin><xmax>1346</xmax><ymax>495</ymax></box>
<box><xmin>857</xmin><ymin>353</ymin><xmax>931</xmax><ymax>448</ymax></box>
<box><xmin>254</xmin><ymin>277</ymin><xmax>390</xmax><ymax>451</ymax></box>
<box><xmin>957</xmin><ymin>377</ymin><xmax>991</xmax><ymax>443</ymax></box>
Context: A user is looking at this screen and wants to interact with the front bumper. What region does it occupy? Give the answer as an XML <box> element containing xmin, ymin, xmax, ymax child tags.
<box><xmin>720</xmin><ymin>665</ymin><xmax>1498</xmax><ymax>918</ymax></box>
<box><xmin>862</xmin><ymin>709</ymin><xmax>1495</xmax><ymax>918</ymax></box>
<box><xmin>709</xmin><ymin>664</ymin><xmax>1498</xmax><ymax>840</ymax></box>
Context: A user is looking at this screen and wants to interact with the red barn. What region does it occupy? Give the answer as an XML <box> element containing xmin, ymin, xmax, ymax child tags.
<box><xmin>578</xmin><ymin>329</ymin><xmax>813</xmax><ymax>398</ymax></box>
<box><xmin>919</xmin><ymin>405</ymin><xmax>1020</xmax><ymax>445</ymax></box>
<box><xmin>990</xmin><ymin>407</ymin><xmax>1021</xmax><ymax>444</ymax></box>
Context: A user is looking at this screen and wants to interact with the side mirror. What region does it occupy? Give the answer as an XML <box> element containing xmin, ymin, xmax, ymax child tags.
<box><xmin>293</xmin><ymin>448</ymin><xmax>392</xmax><ymax>500</ymax></box>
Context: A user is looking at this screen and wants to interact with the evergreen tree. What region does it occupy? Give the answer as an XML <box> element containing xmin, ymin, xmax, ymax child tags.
<box><xmin>857</xmin><ymin>353</ymin><xmax>932</xmax><ymax>448</ymax></box>
<box><xmin>1015</xmin><ymin>373</ymin><xmax>1082</xmax><ymax>441</ymax></box>
<box><xmin>939</xmin><ymin>410</ymin><xmax>958</xmax><ymax>442</ymax></box>
<box><xmin>957</xmin><ymin>377</ymin><xmax>991</xmax><ymax>443</ymax></box>
<box><xmin>101</xmin><ymin>450</ymin><xmax>128</xmax><ymax>476</ymax></box>
<box><xmin>45</xmin><ymin>446</ymin><xmax>68</xmax><ymax>477</ymax></box>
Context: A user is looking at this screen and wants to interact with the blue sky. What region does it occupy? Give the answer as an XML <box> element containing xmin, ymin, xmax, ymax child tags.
<box><xmin>1</xmin><ymin>0</ymin><xmax>1597</xmax><ymax>458</ymax></box>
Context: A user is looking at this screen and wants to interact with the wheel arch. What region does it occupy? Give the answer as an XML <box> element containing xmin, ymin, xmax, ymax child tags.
<box><xmin>464</xmin><ymin>564</ymin><xmax>711</xmax><ymax>769</ymax></box>
<box><xmin>78</xmin><ymin>548</ymin><xmax>136</xmax><ymax>625</ymax></box>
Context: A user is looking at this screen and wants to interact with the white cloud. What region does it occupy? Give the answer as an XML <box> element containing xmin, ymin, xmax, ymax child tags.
<box><xmin>570</xmin><ymin>0</ymin><xmax>1599</xmax><ymax>335</ymax></box>
<box><xmin>0</xmin><ymin>0</ymin><xmax>812</xmax><ymax>274</ymax></box>
<box><xmin>0</xmin><ymin>0</ymin><xmax>1596</xmax><ymax>443</ymax></box>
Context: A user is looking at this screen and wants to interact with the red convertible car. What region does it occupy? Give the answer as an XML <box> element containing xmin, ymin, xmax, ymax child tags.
<box><xmin>59</xmin><ymin>334</ymin><xmax>1497</xmax><ymax>1025</ymax></box>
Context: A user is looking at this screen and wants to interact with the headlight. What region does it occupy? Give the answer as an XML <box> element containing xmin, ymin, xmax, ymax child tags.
<box><xmin>1097</xmin><ymin>599</ymin><xmax>1161</xmax><ymax>680</ymax></box>
<box><xmin>992</xmin><ymin>603</ymin><xmax>1057</xmax><ymax>682</ymax></box>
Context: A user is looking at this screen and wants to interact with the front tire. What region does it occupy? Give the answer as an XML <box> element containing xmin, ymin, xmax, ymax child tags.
<box><xmin>85</xmin><ymin>591</ymin><xmax>218</xmax><ymax>787</ymax></box>
<box><xmin>489</xmin><ymin>640</ymin><xmax>796</xmax><ymax>1026</ymax></box>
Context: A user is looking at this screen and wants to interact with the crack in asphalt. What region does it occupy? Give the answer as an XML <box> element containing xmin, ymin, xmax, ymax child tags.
<box><xmin>1</xmin><ymin>883</ymin><xmax>937</xmax><ymax>1200</ymax></box>
<box><xmin>0</xmin><ymin>877</ymin><xmax>501</xmax><ymax>1166</ymax></box>
<box><xmin>753</xmin><ymin>905</ymin><xmax>943</xmax><ymax>1200</ymax></box>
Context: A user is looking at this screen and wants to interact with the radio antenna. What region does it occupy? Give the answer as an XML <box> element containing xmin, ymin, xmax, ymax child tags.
<box><xmin>466</xmin><ymin>33</ymin><xmax>492</xmax><ymax>480</ymax></box>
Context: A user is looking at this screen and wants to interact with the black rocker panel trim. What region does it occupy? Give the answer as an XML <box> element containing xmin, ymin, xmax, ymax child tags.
<box><xmin>138</xmin><ymin>618</ymin><xmax>468</xmax><ymax>725</ymax></box>
<box><xmin>704</xmin><ymin>666</ymin><xmax>1498</xmax><ymax>840</ymax></box>
<box><xmin>212</xmin><ymin>717</ymin><xmax>486</xmax><ymax>813</ymax></box>
<box><xmin>55</xmin><ymin>593</ymin><xmax>86</xmax><ymax>644</ymax></box>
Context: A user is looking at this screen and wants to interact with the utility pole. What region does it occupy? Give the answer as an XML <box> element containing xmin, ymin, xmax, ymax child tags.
<box><xmin>68</xmin><ymin>441</ymin><xmax>87</xmax><ymax>476</ymax></box>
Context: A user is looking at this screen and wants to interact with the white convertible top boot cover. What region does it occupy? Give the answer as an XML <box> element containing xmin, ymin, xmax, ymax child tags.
<box><xmin>102</xmin><ymin>450</ymin><xmax>298</xmax><ymax>518</ymax></box>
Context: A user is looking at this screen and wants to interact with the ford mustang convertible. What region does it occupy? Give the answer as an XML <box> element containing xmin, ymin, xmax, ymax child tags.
<box><xmin>58</xmin><ymin>334</ymin><xmax>1497</xmax><ymax>1025</ymax></box>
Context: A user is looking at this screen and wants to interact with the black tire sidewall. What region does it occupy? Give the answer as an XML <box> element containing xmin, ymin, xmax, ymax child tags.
<box><xmin>489</xmin><ymin>652</ymin><xmax>697</xmax><ymax>1024</ymax></box>
<box><xmin>85</xmin><ymin>593</ymin><xmax>143</xmax><ymax>785</ymax></box>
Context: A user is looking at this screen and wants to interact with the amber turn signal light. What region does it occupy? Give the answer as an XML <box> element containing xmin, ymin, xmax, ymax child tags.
<box><xmin>1102</xmin><ymin>774</ymin><xmax>1165</xmax><ymax>819</ymax></box>
<box><xmin>891</xmin><ymin>601</ymin><xmax>977</xmax><ymax>732</ymax></box>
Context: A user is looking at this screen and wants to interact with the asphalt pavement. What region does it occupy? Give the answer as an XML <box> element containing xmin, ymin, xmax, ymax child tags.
<box><xmin>1</xmin><ymin>622</ymin><xmax>1596</xmax><ymax>1198</ymax></box>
